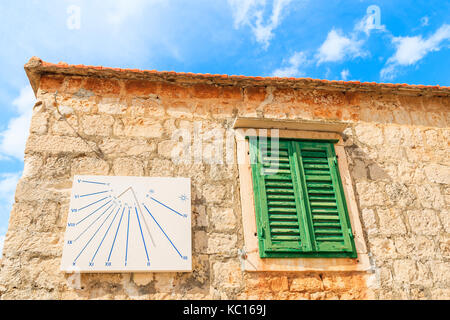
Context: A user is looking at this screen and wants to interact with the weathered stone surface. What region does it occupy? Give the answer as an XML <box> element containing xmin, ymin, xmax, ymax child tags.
<box><xmin>424</xmin><ymin>164</ymin><xmax>450</xmax><ymax>184</ymax></box>
<box><xmin>29</xmin><ymin>110</ymin><xmax>49</xmax><ymax>135</ymax></box>
<box><xmin>394</xmin><ymin>235</ymin><xmax>437</xmax><ymax>260</ymax></box>
<box><xmin>430</xmin><ymin>288</ymin><xmax>450</xmax><ymax>299</ymax></box>
<box><xmin>131</xmin><ymin>272</ymin><xmax>153</xmax><ymax>286</ymax></box>
<box><xmin>377</xmin><ymin>208</ymin><xmax>407</xmax><ymax>235</ymax></box>
<box><xmin>290</xmin><ymin>275</ymin><xmax>323</xmax><ymax>292</ymax></box>
<box><xmin>71</xmin><ymin>157</ymin><xmax>110</xmax><ymax>176</ymax></box>
<box><xmin>81</xmin><ymin>115</ymin><xmax>114</xmax><ymax>136</ymax></box>
<box><xmin>202</xmin><ymin>184</ymin><xmax>232</xmax><ymax>203</ymax></box>
<box><xmin>2</xmin><ymin>70</ymin><xmax>449</xmax><ymax>300</ymax></box>
<box><xmin>98</xmin><ymin>97</ymin><xmax>127</xmax><ymax>115</ymax></box>
<box><xmin>112</xmin><ymin>157</ymin><xmax>144</xmax><ymax>176</ymax></box>
<box><xmin>194</xmin><ymin>230</ymin><xmax>207</xmax><ymax>253</ymax></box>
<box><xmin>25</xmin><ymin>134</ymin><xmax>96</xmax><ymax>154</ymax></box>
<box><xmin>415</xmin><ymin>185</ymin><xmax>445</xmax><ymax>209</ymax></box>
<box><xmin>157</xmin><ymin>140</ymin><xmax>185</xmax><ymax>159</ymax></box>
<box><xmin>350</xmin><ymin>159</ymin><xmax>367</xmax><ymax>180</ymax></box>
<box><xmin>114</xmin><ymin>118</ymin><xmax>163</xmax><ymax>138</ymax></box>
<box><xmin>153</xmin><ymin>273</ymin><xmax>176</xmax><ymax>293</ymax></box>
<box><xmin>427</xmin><ymin>261</ymin><xmax>450</xmax><ymax>287</ymax></box>
<box><xmin>209</xmin><ymin>164</ymin><xmax>235</xmax><ymax>181</ymax></box>
<box><xmin>377</xmin><ymin>267</ymin><xmax>393</xmax><ymax>287</ymax></box>
<box><xmin>369</xmin><ymin>237</ymin><xmax>397</xmax><ymax>261</ymax></box>
<box><xmin>51</xmin><ymin>116</ymin><xmax>79</xmax><ymax>136</ymax></box>
<box><xmin>393</xmin><ymin>260</ymin><xmax>417</xmax><ymax>284</ymax></box>
<box><xmin>84</xmin><ymin>78</ymin><xmax>120</xmax><ymax>95</ymax></box>
<box><xmin>437</xmin><ymin>234</ymin><xmax>450</xmax><ymax>258</ymax></box>
<box><xmin>193</xmin><ymin>205</ymin><xmax>208</xmax><ymax>228</ymax></box>
<box><xmin>438</xmin><ymin>209</ymin><xmax>450</xmax><ymax>233</ymax></box>
<box><xmin>207</xmin><ymin>233</ymin><xmax>237</xmax><ymax>255</ymax></box>
<box><xmin>368</xmin><ymin>163</ymin><xmax>390</xmax><ymax>180</ymax></box>
<box><xmin>22</xmin><ymin>155</ymin><xmax>44</xmax><ymax>178</ymax></box>
<box><xmin>99</xmin><ymin>138</ymin><xmax>156</xmax><ymax>157</ymax></box>
<box><xmin>355</xmin><ymin>124</ymin><xmax>383</xmax><ymax>145</ymax></box>
<box><xmin>147</xmin><ymin>158</ymin><xmax>175</xmax><ymax>176</ymax></box>
<box><xmin>209</xmin><ymin>207</ymin><xmax>236</xmax><ymax>232</ymax></box>
<box><xmin>129</xmin><ymin>98</ymin><xmax>165</xmax><ymax>118</ymax></box>
<box><xmin>384</xmin><ymin>183</ymin><xmax>416</xmax><ymax>208</ymax></box>
<box><xmin>212</xmin><ymin>260</ymin><xmax>242</xmax><ymax>290</ymax></box>
<box><xmin>14</xmin><ymin>178</ymin><xmax>72</xmax><ymax>202</ymax></box>
<box><xmin>407</xmin><ymin>209</ymin><xmax>442</xmax><ymax>235</ymax></box>
<box><xmin>361</xmin><ymin>208</ymin><xmax>378</xmax><ymax>235</ymax></box>
<box><xmin>6</xmin><ymin>201</ymin><xmax>60</xmax><ymax>233</ymax></box>
<box><xmin>355</xmin><ymin>181</ymin><xmax>386</xmax><ymax>207</ymax></box>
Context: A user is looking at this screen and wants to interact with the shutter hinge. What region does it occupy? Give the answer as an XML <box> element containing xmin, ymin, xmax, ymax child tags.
<box><xmin>259</xmin><ymin>227</ymin><xmax>266</xmax><ymax>239</ymax></box>
<box><xmin>348</xmin><ymin>229</ymin><xmax>354</xmax><ymax>239</ymax></box>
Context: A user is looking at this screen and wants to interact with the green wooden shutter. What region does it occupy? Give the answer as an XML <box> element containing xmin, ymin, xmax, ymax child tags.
<box><xmin>294</xmin><ymin>141</ymin><xmax>356</xmax><ymax>257</ymax></box>
<box><xmin>249</xmin><ymin>137</ymin><xmax>356</xmax><ymax>259</ymax></box>
<box><xmin>249</xmin><ymin>138</ymin><xmax>312</xmax><ymax>258</ymax></box>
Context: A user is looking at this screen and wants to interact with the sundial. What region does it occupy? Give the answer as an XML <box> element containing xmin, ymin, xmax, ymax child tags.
<box><xmin>60</xmin><ymin>175</ymin><xmax>191</xmax><ymax>272</ymax></box>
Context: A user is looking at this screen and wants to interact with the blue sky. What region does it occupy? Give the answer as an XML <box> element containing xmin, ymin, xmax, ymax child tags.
<box><xmin>0</xmin><ymin>0</ymin><xmax>449</xmax><ymax>253</ymax></box>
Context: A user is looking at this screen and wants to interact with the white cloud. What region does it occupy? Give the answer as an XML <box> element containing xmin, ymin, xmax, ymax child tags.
<box><xmin>0</xmin><ymin>86</ymin><xmax>36</xmax><ymax>160</ymax></box>
<box><xmin>315</xmin><ymin>7</ymin><xmax>388</xmax><ymax>66</ymax></box>
<box><xmin>272</xmin><ymin>51</ymin><xmax>308</xmax><ymax>77</ymax></box>
<box><xmin>0</xmin><ymin>172</ymin><xmax>20</xmax><ymax>196</ymax></box>
<box><xmin>340</xmin><ymin>69</ymin><xmax>350</xmax><ymax>81</ymax></box>
<box><xmin>316</xmin><ymin>29</ymin><xmax>366</xmax><ymax>64</ymax></box>
<box><xmin>228</xmin><ymin>0</ymin><xmax>293</xmax><ymax>49</ymax></box>
<box><xmin>105</xmin><ymin>0</ymin><xmax>152</xmax><ymax>26</ymax></box>
<box><xmin>229</xmin><ymin>0</ymin><xmax>263</xmax><ymax>27</ymax></box>
<box><xmin>0</xmin><ymin>234</ymin><xmax>4</xmax><ymax>256</ymax></box>
<box><xmin>324</xmin><ymin>67</ymin><xmax>331</xmax><ymax>79</ymax></box>
<box><xmin>274</xmin><ymin>9</ymin><xmax>378</xmax><ymax>77</ymax></box>
<box><xmin>381</xmin><ymin>24</ymin><xmax>450</xmax><ymax>79</ymax></box>
<box><xmin>0</xmin><ymin>171</ymin><xmax>21</xmax><ymax>256</ymax></box>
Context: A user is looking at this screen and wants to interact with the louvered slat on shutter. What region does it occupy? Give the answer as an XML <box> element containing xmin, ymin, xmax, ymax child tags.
<box><xmin>249</xmin><ymin>138</ymin><xmax>312</xmax><ymax>257</ymax></box>
<box><xmin>294</xmin><ymin>141</ymin><xmax>355</xmax><ymax>256</ymax></box>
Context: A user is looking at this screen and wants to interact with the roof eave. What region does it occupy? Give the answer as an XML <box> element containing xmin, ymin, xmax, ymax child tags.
<box><xmin>24</xmin><ymin>57</ymin><xmax>450</xmax><ymax>97</ymax></box>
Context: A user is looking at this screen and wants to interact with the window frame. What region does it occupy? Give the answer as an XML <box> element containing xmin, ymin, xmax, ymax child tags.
<box><xmin>249</xmin><ymin>137</ymin><xmax>357</xmax><ymax>259</ymax></box>
<box><xmin>235</xmin><ymin>127</ymin><xmax>371</xmax><ymax>272</ymax></box>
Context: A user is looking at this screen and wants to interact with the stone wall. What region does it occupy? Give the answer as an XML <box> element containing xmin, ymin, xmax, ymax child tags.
<box><xmin>0</xmin><ymin>72</ymin><xmax>448</xmax><ymax>299</ymax></box>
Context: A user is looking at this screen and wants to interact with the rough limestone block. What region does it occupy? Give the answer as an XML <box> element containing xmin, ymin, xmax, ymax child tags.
<box><xmin>212</xmin><ymin>260</ymin><xmax>242</xmax><ymax>290</ymax></box>
<box><xmin>112</xmin><ymin>157</ymin><xmax>144</xmax><ymax>176</ymax></box>
<box><xmin>407</xmin><ymin>209</ymin><xmax>442</xmax><ymax>235</ymax></box>
<box><xmin>81</xmin><ymin>114</ymin><xmax>114</xmax><ymax>136</ymax></box>
<box><xmin>209</xmin><ymin>207</ymin><xmax>236</xmax><ymax>232</ymax></box>
<box><xmin>424</xmin><ymin>164</ymin><xmax>450</xmax><ymax>184</ymax></box>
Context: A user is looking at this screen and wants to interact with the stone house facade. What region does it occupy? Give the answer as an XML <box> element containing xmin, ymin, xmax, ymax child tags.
<box><xmin>0</xmin><ymin>56</ymin><xmax>448</xmax><ymax>299</ymax></box>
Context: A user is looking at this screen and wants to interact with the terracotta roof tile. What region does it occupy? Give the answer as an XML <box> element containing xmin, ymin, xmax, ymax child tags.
<box><xmin>24</xmin><ymin>57</ymin><xmax>450</xmax><ymax>96</ymax></box>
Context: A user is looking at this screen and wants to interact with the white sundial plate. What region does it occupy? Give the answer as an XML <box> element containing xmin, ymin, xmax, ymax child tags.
<box><xmin>61</xmin><ymin>175</ymin><xmax>191</xmax><ymax>272</ymax></box>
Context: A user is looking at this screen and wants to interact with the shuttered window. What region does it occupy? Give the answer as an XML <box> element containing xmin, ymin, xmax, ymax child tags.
<box><xmin>249</xmin><ymin>137</ymin><xmax>357</xmax><ymax>258</ymax></box>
